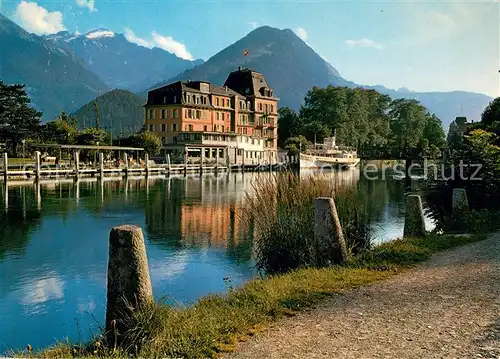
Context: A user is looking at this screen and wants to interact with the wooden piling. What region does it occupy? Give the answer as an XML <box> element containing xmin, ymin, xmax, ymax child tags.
<box><xmin>166</xmin><ymin>154</ymin><xmax>171</xmax><ymax>176</ymax></box>
<box><xmin>123</xmin><ymin>152</ymin><xmax>129</xmax><ymax>176</ymax></box>
<box><xmin>105</xmin><ymin>225</ymin><xmax>153</xmax><ymax>346</ymax></box>
<box><xmin>403</xmin><ymin>194</ymin><xmax>426</xmax><ymax>237</ymax></box>
<box><xmin>35</xmin><ymin>151</ymin><xmax>41</xmax><ymax>181</ymax></box>
<box><xmin>2</xmin><ymin>152</ymin><xmax>7</xmax><ymax>182</ymax></box>
<box><xmin>314</xmin><ymin>197</ymin><xmax>348</xmax><ymax>265</ymax></box>
<box><xmin>99</xmin><ymin>152</ymin><xmax>104</xmax><ymax>178</ymax></box>
<box><xmin>74</xmin><ymin>151</ymin><xmax>80</xmax><ymax>180</ymax></box>
<box><xmin>145</xmin><ymin>153</ymin><xmax>150</xmax><ymax>174</ymax></box>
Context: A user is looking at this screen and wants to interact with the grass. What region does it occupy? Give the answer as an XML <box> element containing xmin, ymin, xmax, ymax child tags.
<box><xmin>26</xmin><ymin>233</ymin><xmax>486</xmax><ymax>359</ymax></box>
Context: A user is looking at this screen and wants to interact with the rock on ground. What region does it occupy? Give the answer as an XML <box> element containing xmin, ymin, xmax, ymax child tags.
<box><xmin>227</xmin><ymin>234</ymin><xmax>500</xmax><ymax>359</ymax></box>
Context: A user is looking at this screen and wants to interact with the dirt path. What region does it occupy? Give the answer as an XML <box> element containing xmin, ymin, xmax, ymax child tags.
<box><xmin>227</xmin><ymin>234</ymin><xmax>500</xmax><ymax>359</ymax></box>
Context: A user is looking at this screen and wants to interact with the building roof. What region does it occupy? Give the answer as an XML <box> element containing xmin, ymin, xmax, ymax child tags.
<box><xmin>223</xmin><ymin>68</ymin><xmax>278</xmax><ymax>100</ymax></box>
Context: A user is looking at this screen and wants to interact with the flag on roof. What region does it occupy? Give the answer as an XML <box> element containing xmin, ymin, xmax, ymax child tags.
<box><xmin>243</xmin><ymin>49</ymin><xmax>249</xmax><ymax>56</ymax></box>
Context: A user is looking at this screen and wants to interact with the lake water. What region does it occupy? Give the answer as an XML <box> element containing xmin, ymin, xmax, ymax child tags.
<box><xmin>0</xmin><ymin>170</ymin><xmax>434</xmax><ymax>352</ymax></box>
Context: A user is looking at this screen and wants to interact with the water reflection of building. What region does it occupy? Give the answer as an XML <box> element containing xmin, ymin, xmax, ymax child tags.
<box><xmin>143</xmin><ymin>174</ymin><xmax>259</xmax><ymax>249</ymax></box>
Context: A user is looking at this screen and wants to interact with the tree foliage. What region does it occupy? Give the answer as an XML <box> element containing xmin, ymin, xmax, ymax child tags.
<box><xmin>481</xmin><ymin>97</ymin><xmax>500</xmax><ymax>127</ymax></box>
<box><xmin>41</xmin><ymin>111</ymin><xmax>78</xmax><ymax>145</ymax></box>
<box><xmin>278</xmin><ymin>86</ymin><xmax>445</xmax><ymax>159</ymax></box>
<box><xmin>0</xmin><ymin>81</ymin><xmax>42</xmax><ymax>155</ymax></box>
<box><xmin>118</xmin><ymin>131</ymin><xmax>162</xmax><ymax>155</ymax></box>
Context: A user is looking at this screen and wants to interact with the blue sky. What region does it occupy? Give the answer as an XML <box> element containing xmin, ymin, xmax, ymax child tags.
<box><xmin>1</xmin><ymin>0</ymin><xmax>499</xmax><ymax>97</ymax></box>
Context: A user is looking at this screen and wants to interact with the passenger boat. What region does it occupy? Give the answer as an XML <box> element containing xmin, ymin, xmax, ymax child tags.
<box><xmin>299</xmin><ymin>137</ymin><xmax>360</xmax><ymax>169</ymax></box>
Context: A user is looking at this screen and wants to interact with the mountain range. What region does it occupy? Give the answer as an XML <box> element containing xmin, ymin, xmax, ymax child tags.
<box><xmin>44</xmin><ymin>29</ymin><xmax>203</xmax><ymax>91</ymax></box>
<box><xmin>70</xmin><ymin>89</ymin><xmax>145</xmax><ymax>136</ymax></box>
<box><xmin>1</xmin><ymin>14</ymin><xmax>493</xmax><ymax>132</ymax></box>
<box><xmin>0</xmin><ymin>13</ymin><xmax>108</xmax><ymax>121</ymax></box>
<box><xmin>162</xmin><ymin>26</ymin><xmax>492</xmax><ymax>129</ymax></box>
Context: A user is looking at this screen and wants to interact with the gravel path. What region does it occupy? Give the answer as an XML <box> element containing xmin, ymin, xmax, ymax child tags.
<box><xmin>227</xmin><ymin>234</ymin><xmax>500</xmax><ymax>359</ymax></box>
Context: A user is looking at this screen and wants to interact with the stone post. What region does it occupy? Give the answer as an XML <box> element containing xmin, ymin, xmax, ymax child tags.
<box><xmin>74</xmin><ymin>151</ymin><xmax>80</xmax><ymax>180</ymax></box>
<box><xmin>106</xmin><ymin>225</ymin><xmax>153</xmax><ymax>346</ymax></box>
<box><xmin>452</xmin><ymin>188</ymin><xmax>469</xmax><ymax>230</ymax></box>
<box><xmin>99</xmin><ymin>152</ymin><xmax>104</xmax><ymax>178</ymax></box>
<box><xmin>314</xmin><ymin>197</ymin><xmax>348</xmax><ymax>265</ymax></box>
<box><xmin>2</xmin><ymin>152</ymin><xmax>8</xmax><ymax>182</ymax></box>
<box><xmin>452</xmin><ymin>188</ymin><xmax>469</xmax><ymax>215</ymax></box>
<box><xmin>35</xmin><ymin>151</ymin><xmax>41</xmax><ymax>181</ymax></box>
<box><xmin>403</xmin><ymin>194</ymin><xmax>426</xmax><ymax>237</ymax></box>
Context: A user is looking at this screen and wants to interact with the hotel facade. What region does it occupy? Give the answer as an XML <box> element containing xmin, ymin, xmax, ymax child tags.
<box><xmin>144</xmin><ymin>68</ymin><xmax>279</xmax><ymax>164</ymax></box>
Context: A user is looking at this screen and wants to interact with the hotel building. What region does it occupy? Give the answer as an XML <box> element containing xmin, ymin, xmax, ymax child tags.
<box><xmin>144</xmin><ymin>68</ymin><xmax>279</xmax><ymax>164</ymax></box>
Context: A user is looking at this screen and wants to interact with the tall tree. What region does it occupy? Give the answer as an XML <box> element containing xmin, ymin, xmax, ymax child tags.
<box><xmin>388</xmin><ymin>99</ymin><xmax>429</xmax><ymax>158</ymax></box>
<box><xmin>481</xmin><ymin>97</ymin><xmax>500</xmax><ymax>127</ymax></box>
<box><xmin>0</xmin><ymin>81</ymin><xmax>42</xmax><ymax>156</ymax></box>
<box><xmin>277</xmin><ymin>107</ymin><xmax>301</xmax><ymax>148</ymax></box>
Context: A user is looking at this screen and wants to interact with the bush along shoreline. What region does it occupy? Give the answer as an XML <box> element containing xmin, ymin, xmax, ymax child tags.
<box><xmin>19</xmin><ymin>173</ymin><xmax>498</xmax><ymax>359</ymax></box>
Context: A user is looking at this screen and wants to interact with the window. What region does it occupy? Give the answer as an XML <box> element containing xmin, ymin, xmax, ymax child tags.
<box><xmin>214</xmin><ymin>125</ymin><xmax>217</xmax><ymax>132</ymax></box>
<box><xmin>173</xmin><ymin>123</ymin><xmax>178</xmax><ymax>131</ymax></box>
<box><xmin>149</xmin><ymin>109</ymin><xmax>154</xmax><ymax>119</ymax></box>
<box><xmin>195</xmin><ymin>97</ymin><xmax>199</xmax><ymax>104</ymax></box>
<box><xmin>216</xmin><ymin>98</ymin><xmax>219</xmax><ymax>106</ymax></box>
<box><xmin>161</xmin><ymin>109</ymin><xmax>166</xmax><ymax>119</ymax></box>
<box><xmin>222</xmin><ymin>126</ymin><xmax>225</xmax><ymax>132</ymax></box>
<box><xmin>162</xmin><ymin>136</ymin><xmax>166</xmax><ymax>143</ymax></box>
<box><xmin>187</xmin><ymin>94</ymin><xmax>191</xmax><ymax>103</ymax></box>
<box><xmin>173</xmin><ymin>95</ymin><xmax>177</xmax><ymax>103</ymax></box>
<box><xmin>227</xmin><ymin>113</ymin><xmax>230</xmax><ymax>121</ymax></box>
<box><xmin>270</xmin><ymin>105</ymin><xmax>274</xmax><ymax>113</ymax></box>
<box><xmin>161</xmin><ymin>124</ymin><xmax>166</xmax><ymax>131</ymax></box>
<box><xmin>226</xmin><ymin>99</ymin><xmax>230</xmax><ymax>107</ymax></box>
<box><xmin>149</xmin><ymin>124</ymin><xmax>155</xmax><ymax>131</ymax></box>
<box><xmin>243</xmin><ymin>128</ymin><xmax>247</xmax><ymax>135</ymax></box>
<box><xmin>173</xmin><ymin>109</ymin><xmax>178</xmax><ymax>118</ymax></box>
<box><xmin>196</xmin><ymin>110</ymin><xmax>201</xmax><ymax>119</ymax></box>
<box><xmin>163</xmin><ymin>96</ymin><xmax>167</xmax><ymax>104</ymax></box>
<box><xmin>216</xmin><ymin>112</ymin><xmax>219</xmax><ymax>121</ymax></box>
<box><xmin>259</xmin><ymin>103</ymin><xmax>263</xmax><ymax>111</ymax></box>
<box><xmin>187</xmin><ymin>109</ymin><xmax>192</xmax><ymax>118</ymax></box>
<box><xmin>189</xmin><ymin>125</ymin><xmax>193</xmax><ymax>131</ymax></box>
<box><xmin>204</xmin><ymin>125</ymin><xmax>207</xmax><ymax>132</ymax></box>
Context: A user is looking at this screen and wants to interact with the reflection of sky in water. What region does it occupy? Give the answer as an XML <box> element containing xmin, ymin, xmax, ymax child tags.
<box><xmin>0</xmin><ymin>172</ymin><xmax>424</xmax><ymax>352</ymax></box>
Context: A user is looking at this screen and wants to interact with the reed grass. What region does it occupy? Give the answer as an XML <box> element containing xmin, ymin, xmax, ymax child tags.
<box><xmin>243</xmin><ymin>172</ymin><xmax>372</xmax><ymax>274</ymax></box>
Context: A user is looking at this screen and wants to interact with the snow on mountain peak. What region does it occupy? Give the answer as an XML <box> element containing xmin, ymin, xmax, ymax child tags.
<box><xmin>85</xmin><ymin>29</ymin><xmax>115</xmax><ymax>39</ymax></box>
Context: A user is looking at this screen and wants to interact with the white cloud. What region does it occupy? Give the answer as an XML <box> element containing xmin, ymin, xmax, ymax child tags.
<box><xmin>124</xmin><ymin>27</ymin><xmax>153</xmax><ymax>48</ymax></box>
<box><xmin>248</xmin><ymin>21</ymin><xmax>259</xmax><ymax>30</ymax></box>
<box><xmin>75</xmin><ymin>0</ymin><xmax>97</xmax><ymax>13</ymax></box>
<box><xmin>21</xmin><ymin>276</ymin><xmax>64</xmax><ymax>305</ymax></box>
<box><xmin>152</xmin><ymin>31</ymin><xmax>194</xmax><ymax>60</ymax></box>
<box><xmin>295</xmin><ymin>26</ymin><xmax>308</xmax><ymax>41</ymax></box>
<box><xmin>123</xmin><ymin>27</ymin><xmax>195</xmax><ymax>60</ymax></box>
<box><xmin>419</xmin><ymin>10</ymin><xmax>456</xmax><ymax>41</ymax></box>
<box><xmin>345</xmin><ymin>38</ymin><xmax>383</xmax><ymax>50</ymax></box>
<box><xmin>14</xmin><ymin>1</ymin><xmax>66</xmax><ymax>35</ymax></box>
